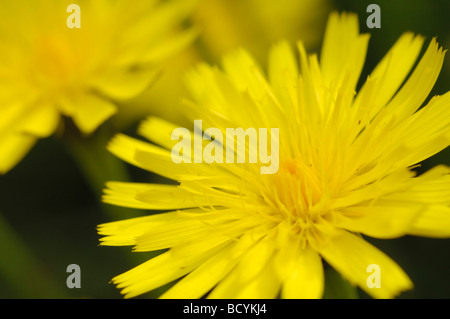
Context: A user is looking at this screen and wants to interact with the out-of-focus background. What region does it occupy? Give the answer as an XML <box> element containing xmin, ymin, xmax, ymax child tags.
<box><xmin>0</xmin><ymin>0</ymin><xmax>449</xmax><ymax>298</ymax></box>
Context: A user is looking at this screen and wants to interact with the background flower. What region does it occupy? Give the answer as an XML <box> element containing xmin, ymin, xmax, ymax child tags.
<box><xmin>124</xmin><ymin>0</ymin><xmax>332</xmax><ymax>127</ymax></box>
<box><xmin>0</xmin><ymin>0</ymin><xmax>196</xmax><ymax>174</ymax></box>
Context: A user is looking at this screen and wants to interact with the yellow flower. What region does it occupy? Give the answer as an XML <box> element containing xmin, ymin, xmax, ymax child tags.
<box><xmin>98</xmin><ymin>12</ymin><xmax>450</xmax><ymax>299</ymax></box>
<box><xmin>0</xmin><ymin>0</ymin><xmax>196</xmax><ymax>174</ymax></box>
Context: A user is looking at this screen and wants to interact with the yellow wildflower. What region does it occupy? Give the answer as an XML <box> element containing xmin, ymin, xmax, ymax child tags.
<box><xmin>0</xmin><ymin>0</ymin><xmax>196</xmax><ymax>173</ymax></box>
<box><xmin>98</xmin><ymin>12</ymin><xmax>450</xmax><ymax>298</ymax></box>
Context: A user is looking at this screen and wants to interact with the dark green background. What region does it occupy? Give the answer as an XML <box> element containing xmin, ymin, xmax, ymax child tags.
<box><xmin>0</xmin><ymin>0</ymin><xmax>449</xmax><ymax>298</ymax></box>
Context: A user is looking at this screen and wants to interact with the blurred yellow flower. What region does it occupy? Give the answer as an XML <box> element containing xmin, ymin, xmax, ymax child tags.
<box><xmin>0</xmin><ymin>0</ymin><xmax>196</xmax><ymax>173</ymax></box>
<box><xmin>98</xmin><ymin>12</ymin><xmax>450</xmax><ymax>298</ymax></box>
<box><xmin>193</xmin><ymin>0</ymin><xmax>331</xmax><ymax>63</ymax></box>
<box><xmin>125</xmin><ymin>0</ymin><xmax>331</xmax><ymax>127</ymax></box>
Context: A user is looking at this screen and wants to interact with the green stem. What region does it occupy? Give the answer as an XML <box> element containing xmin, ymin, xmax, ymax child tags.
<box><xmin>64</xmin><ymin>123</ymin><xmax>144</xmax><ymax>221</ymax></box>
<box><xmin>0</xmin><ymin>212</ymin><xmax>69</xmax><ymax>298</ymax></box>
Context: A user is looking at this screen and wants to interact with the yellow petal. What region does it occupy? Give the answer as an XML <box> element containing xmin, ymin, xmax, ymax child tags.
<box><xmin>0</xmin><ymin>133</ymin><xmax>37</xmax><ymax>174</ymax></box>
<box><xmin>113</xmin><ymin>240</ymin><xmax>229</xmax><ymax>299</ymax></box>
<box><xmin>135</xmin><ymin>185</ymin><xmax>225</xmax><ymax>210</ymax></box>
<box><xmin>134</xmin><ymin>148</ymin><xmax>217</xmax><ymax>181</ymax></box>
<box><xmin>133</xmin><ymin>218</ymin><xmax>215</xmax><ymax>252</ymax></box>
<box><xmin>17</xmin><ymin>104</ymin><xmax>59</xmax><ymax>137</ymax></box>
<box><xmin>71</xmin><ymin>94</ymin><xmax>117</xmax><ymax>134</ymax></box>
<box><xmin>114</xmin><ymin>223</ymin><xmax>242</xmax><ymax>298</ymax></box>
<box><xmin>268</xmin><ymin>41</ymin><xmax>298</xmax><ymax>107</ymax></box>
<box><xmin>138</xmin><ymin>116</ymin><xmax>212</xmax><ymax>161</ymax></box>
<box><xmin>390</xmin><ymin>93</ymin><xmax>450</xmax><ymax>167</ymax></box>
<box><xmin>387</xmin><ymin>38</ymin><xmax>446</xmax><ymax>120</ymax></box>
<box><xmin>334</xmin><ymin>169</ymin><xmax>415</xmax><ymax>208</ymax></box>
<box><xmin>102</xmin><ymin>181</ymin><xmax>177</xmax><ymax>210</ymax></box>
<box><xmin>221</xmin><ymin>48</ymin><xmax>269</xmax><ymax>104</ymax></box>
<box><xmin>134</xmin><ymin>209</ymin><xmax>257</xmax><ymax>251</ymax></box>
<box><xmin>208</xmin><ymin>230</ymin><xmax>278</xmax><ymax>298</ymax></box>
<box><xmin>317</xmin><ymin>230</ymin><xmax>413</xmax><ymax>299</ymax></box>
<box><xmin>333</xmin><ymin>199</ymin><xmax>425</xmax><ymax>239</ymax></box>
<box><xmin>141</xmin><ymin>28</ymin><xmax>198</xmax><ymax>64</ymax></box>
<box><xmin>115</xmin><ymin>0</ymin><xmax>197</xmax><ymax>66</ymax></box>
<box><xmin>184</xmin><ymin>64</ymin><xmax>268</xmax><ymax>128</ymax></box>
<box><xmin>0</xmin><ymin>92</ymin><xmax>38</xmax><ymax>134</ymax></box>
<box><xmin>407</xmin><ymin>205</ymin><xmax>450</xmax><ymax>238</ymax></box>
<box><xmin>138</xmin><ymin>116</ymin><xmax>180</xmax><ymax>149</ymax></box>
<box><xmin>98</xmin><ymin>211</ymin><xmax>186</xmax><ymax>246</ymax></box>
<box><xmin>320</xmin><ymin>12</ymin><xmax>370</xmax><ymax>92</ymax></box>
<box><xmin>281</xmin><ymin>246</ymin><xmax>324</xmax><ymax>298</ymax></box>
<box><xmin>160</xmin><ymin>239</ymin><xmax>249</xmax><ymax>299</ymax></box>
<box><xmin>233</xmin><ymin>259</ymin><xmax>280</xmax><ymax>299</ymax></box>
<box><xmin>99</xmin><ymin>207</ymin><xmax>256</xmax><ymax>249</ymax></box>
<box><xmin>106</xmin><ymin>133</ymin><xmax>169</xmax><ymax>171</ymax></box>
<box><xmin>384</xmin><ymin>165</ymin><xmax>450</xmax><ymax>205</ymax></box>
<box><xmin>354</xmin><ymin>33</ymin><xmax>424</xmax><ymax>115</ymax></box>
<box><xmin>88</xmin><ymin>67</ymin><xmax>159</xmax><ymax>101</ymax></box>
<box><xmin>275</xmin><ymin>223</ymin><xmax>324</xmax><ymax>298</ymax></box>
<box><xmin>268</xmin><ymin>41</ymin><xmax>298</xmax><ymax>88</ymax></box>
<box><xmin>113</xmin><ymin>133</ymin><xmax>218</xmax><ymax>181</ymax></box>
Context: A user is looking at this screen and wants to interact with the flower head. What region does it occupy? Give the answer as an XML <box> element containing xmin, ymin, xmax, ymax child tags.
<box><xmin>0</xmin><ymin>0</ymin><xmax>196</xmax><ymax>173</ymax></box>
<box><xmin>98</xmin><ymin>12</ymin><xmax>450</xmax><ymax>299</ymax></box>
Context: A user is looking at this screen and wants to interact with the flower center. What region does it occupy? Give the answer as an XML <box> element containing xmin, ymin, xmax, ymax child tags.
<box><xmin>30</xmin><ymin>34</ymin><xmax>81</xmax><ymax>95</ymax></box>
<box><xmin>258</xmin><ymin>157</ymin><xmax>331</xmax><ymax>230</ymax></box>
<box><xmin>275</xmin><ymin>158</ymin><xmax>324</xmax><ymax>216</ymax></box>
<box><xmin>40</xmin><ymin>36</ymin><xmax>74</xmax><ymax>75</ymax></box>
<box><xmin>259</xmin><ymin>158</ymin><xmax>333</xmax><ymax>247</ymax></box>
